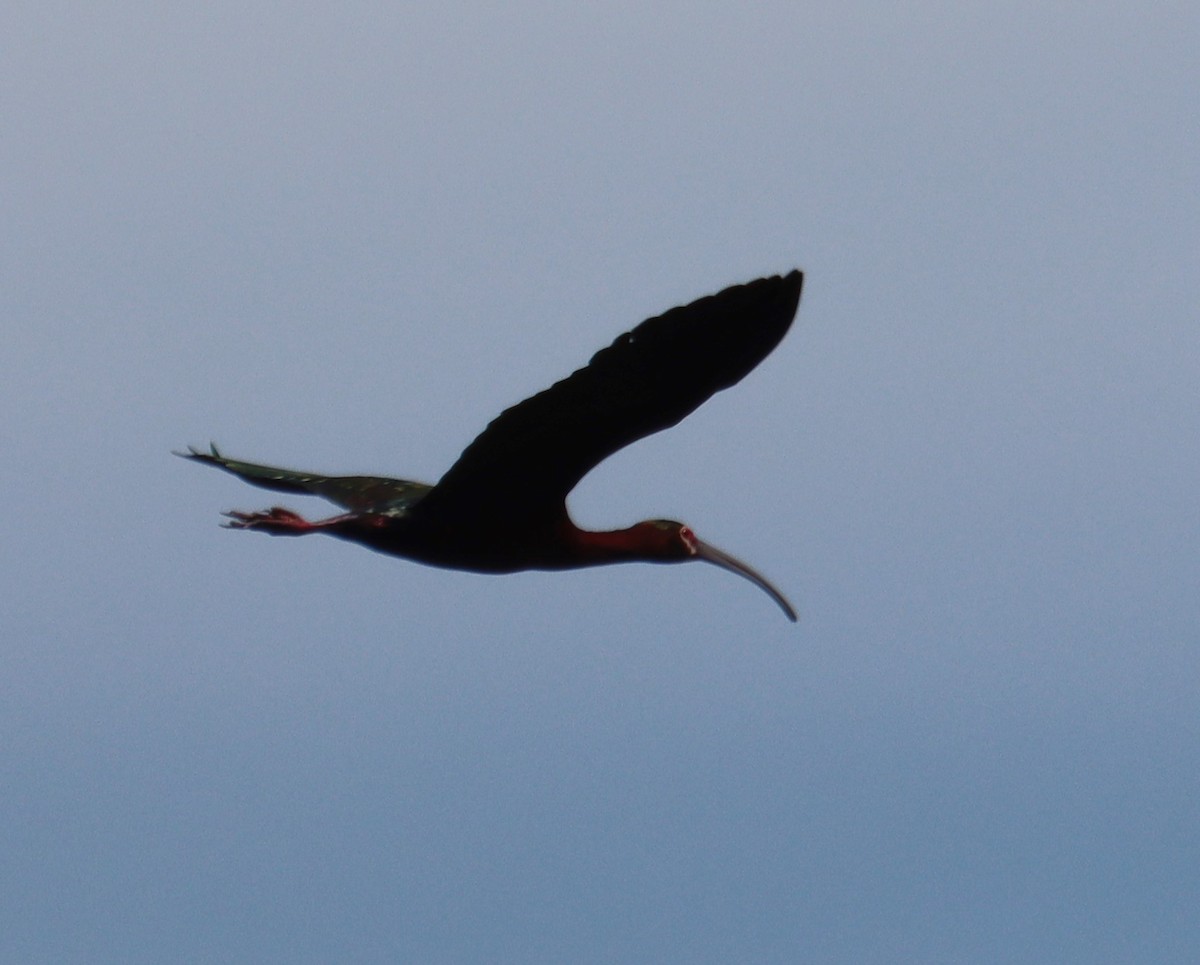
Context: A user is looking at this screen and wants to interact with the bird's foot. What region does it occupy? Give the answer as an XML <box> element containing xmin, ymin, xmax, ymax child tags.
<box><xmin>222</xmin><ymin>507</ymin><xmax>315</xmax><ymax>535</ymax></box>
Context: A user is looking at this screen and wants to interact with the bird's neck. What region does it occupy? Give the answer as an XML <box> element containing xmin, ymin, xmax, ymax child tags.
<box><xmin>563</xmin><ymin>521</ymin><xmax>683</xmax><ymax>565</ymax></box>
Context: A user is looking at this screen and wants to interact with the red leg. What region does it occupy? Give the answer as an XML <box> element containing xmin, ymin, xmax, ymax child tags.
<box><xmin>221</xmin><ymin>507</ymin><xmax>356</xmax><ymax>536</ymax></box>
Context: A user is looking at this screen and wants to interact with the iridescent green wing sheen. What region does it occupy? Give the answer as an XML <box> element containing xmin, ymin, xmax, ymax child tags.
<box><xmin>178</xmin><ymin>444</ymin><xmax>431</xmax><ymax>515</ymax></box>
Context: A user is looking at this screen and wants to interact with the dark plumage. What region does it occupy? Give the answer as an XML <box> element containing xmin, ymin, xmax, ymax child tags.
<box><xmin>181</xmin><ymin>271</ymin><xmax>803</xmax><ymax>620</ymax></box>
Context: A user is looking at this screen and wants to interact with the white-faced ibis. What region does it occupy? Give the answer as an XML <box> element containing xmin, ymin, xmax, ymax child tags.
<box><xmin>180</xmin><ymin>271</ymin><xmax>803</xmax><ymax>620</ymax></box>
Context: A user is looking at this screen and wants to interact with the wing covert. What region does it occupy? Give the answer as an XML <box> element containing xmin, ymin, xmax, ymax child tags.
<box><xmin>179</xmin><ymin>444</ymin><xmax>431</xmax><ymax>514</ymax></box>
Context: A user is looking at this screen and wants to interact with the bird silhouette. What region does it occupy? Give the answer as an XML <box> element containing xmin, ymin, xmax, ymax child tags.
<box><xmin>180</xmin><ymin>271</ymin><xmax>803</xmax><ymax>620</ymax></box>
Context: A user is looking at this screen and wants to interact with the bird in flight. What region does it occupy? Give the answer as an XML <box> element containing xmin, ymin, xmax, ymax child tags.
<box><xmin>180</xmin><ymin>271</ymin><xmax>803</xmax><ymax>620</ymax></box>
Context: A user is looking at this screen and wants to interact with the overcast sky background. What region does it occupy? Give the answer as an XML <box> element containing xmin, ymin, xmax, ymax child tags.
<box><xmin>3</xmin><ymin>2</ymin><xmax>1197</xmax><ymax>961</ymax></box>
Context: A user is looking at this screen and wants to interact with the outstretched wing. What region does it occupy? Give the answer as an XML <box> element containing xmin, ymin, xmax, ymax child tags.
<box><xmin>414</xmin><ymin>271</ymin><xmax>803</xmax><ymax>529</ymax></box>
<box><xmin>177</xmin><ymin>444</ymin><xmax>432</xmax><ymax>514</ymax></box>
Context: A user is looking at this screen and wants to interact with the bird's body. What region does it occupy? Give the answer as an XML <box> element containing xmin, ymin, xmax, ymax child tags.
<box><xmin>181</xmin><ymin>271</ymin><xmax>804</xmax><ymax>620</ymax></box>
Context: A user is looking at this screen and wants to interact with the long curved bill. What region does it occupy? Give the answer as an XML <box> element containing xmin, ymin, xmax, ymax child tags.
<box><xmin>693</xmin><ymin>538</ymin><xmax>798</xmax><ymax>622</ymax></box>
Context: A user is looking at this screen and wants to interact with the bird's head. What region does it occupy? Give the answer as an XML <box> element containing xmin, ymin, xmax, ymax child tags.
<box><xmin>631</xmin><ymin>519</ymin><xmax>797</xmax><ymax>622</ymax></box>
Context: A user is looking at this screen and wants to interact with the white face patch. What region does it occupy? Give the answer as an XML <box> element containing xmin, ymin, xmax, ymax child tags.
<box><xmin>679</xmin><ymin>526</ymin><xmax>699</xmax><ymax>556</ymax></box>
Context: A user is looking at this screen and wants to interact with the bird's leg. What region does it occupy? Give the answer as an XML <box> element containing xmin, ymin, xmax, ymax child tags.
<box><xmin>221</xmin><ymin>507</ymin><xmax>358</xmax><ymax>536</ymax></box>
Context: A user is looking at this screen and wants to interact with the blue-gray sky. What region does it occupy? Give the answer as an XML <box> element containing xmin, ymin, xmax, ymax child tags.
<box><xmin>3</xmin><ymin>2</ymin><xmax>1198</xmax><ymax>961</ymax></box>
